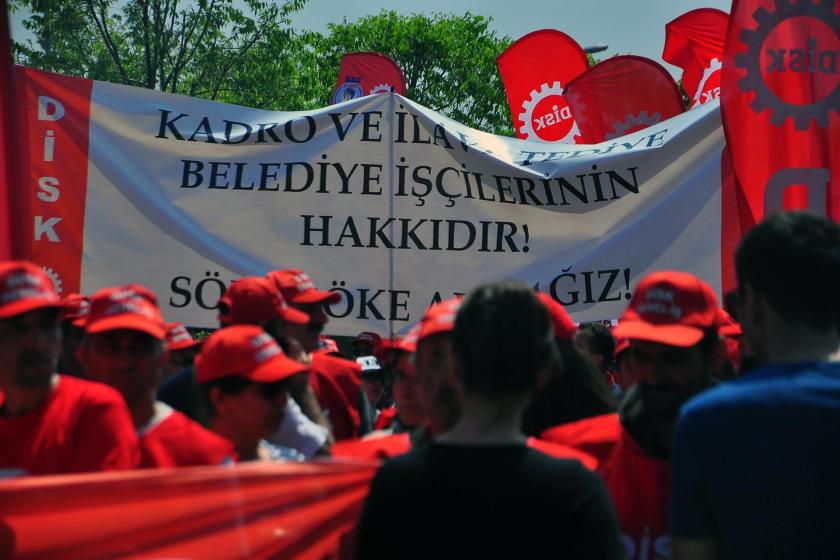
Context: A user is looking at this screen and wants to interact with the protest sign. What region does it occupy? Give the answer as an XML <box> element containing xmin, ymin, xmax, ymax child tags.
<box><xmin>17</xmin><ymin>67</ymin><xmax>725</xmax><ymax>335</ymax></box>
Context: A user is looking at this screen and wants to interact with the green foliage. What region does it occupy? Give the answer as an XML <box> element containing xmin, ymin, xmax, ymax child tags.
<box><xmin>313</xmin><ymin>11</ymin><xmax>514</xmax><ymax>135</ymax></box>
<box><xmin>13</xmin><ymin>5</ymin><xmax>515</xmax><ymax>134</ymax></box>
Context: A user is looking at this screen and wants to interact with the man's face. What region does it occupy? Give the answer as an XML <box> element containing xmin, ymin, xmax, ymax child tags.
<box><xmin>390</xmin><ymin>353</ymin><xmax>426</xmax><ymax>427</ymax></box>
<box><xmin>624</xmin><ymin>339</ymin><xmax>711</xmax><ymax>414</ymax></box>
<box><xmin>361</xmin><ymin>374</ymin><xmax>387</xmax><ymax>409</ymax></box>
<box><xmin>219</xmin><ymin>380</ymin><xmax>288</xmax><ymax>442</ymax></box>
<box><xmin>80</xmin><ymin>329</ymin><xmax>164</xmax><ymax>408</ymax></box>
<box><xmin>285</xmin><ymin>302</ymin><xmax>328</xmax><ymax>352</ymax></box>
<box><xmin>414</xmin><ymin>334</ymin><xmax>461</xmax><ymax>432</ymax></box>
<box><xmin>0</xmin><ymin>308</ymin><xmax>62</xmax><ymax>390</ymax></box>
<box><xmin>574</xmin><ymin>330</ymin><xmax>606</xmax><ymax>372</ymax></box>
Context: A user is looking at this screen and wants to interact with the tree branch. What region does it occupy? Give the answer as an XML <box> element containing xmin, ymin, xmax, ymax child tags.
<box><xmin>85</xmin><ymin>0</ymin><xmax>135</xmax><ymax>85</ymax></box>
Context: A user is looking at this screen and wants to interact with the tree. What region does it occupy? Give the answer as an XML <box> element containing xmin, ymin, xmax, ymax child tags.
<box><xmin>13</xmin><ymin>0</ymin><xmax>307</xmax><ymax>99</ymax></box>
<box><xmin>312</xmin><ymin>11</ymin><xmax>514</xmax><ymax>135</ymax></box>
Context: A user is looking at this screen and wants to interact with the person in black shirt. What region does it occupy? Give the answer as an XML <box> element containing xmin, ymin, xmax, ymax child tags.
<box><xmin>356</xmin><ymin>281</ymin><xmax>623</xmax><ymax>559</ymax></box>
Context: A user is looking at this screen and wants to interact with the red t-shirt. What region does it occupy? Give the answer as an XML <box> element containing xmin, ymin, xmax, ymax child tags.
<box><xmin>139</xmin><ymin>403</ymin><xmax>234</xmax><ymax>468</ymax></box>
<box><xmin>373</xmin><ymin>406</ymin><xmax>397</xmax><ymax>431</ymax></box>
<box><xmin>331</xmin><ymin>432</ymin><xmax>412</xmax><ymax>460</ymax></box>
<box><xmin>541</xmin><ymin>413</ymin><xmax>670</xmax><ymax>559</ymax></box>
<box><xmin>309</xmin><ymin>353</ymin><xmax>362</xmax><ymax>440</ymax></box>
<box><xmin>0</xmin><ymin>375</ymin><xmax>138</xmax><ymax>475</ymax></box>
<box><xmin>602</xmin><ymin>429</ymin><xmax>670</xmax><ymax>560</ymax></box>
<box><xmin>540</xmin><ymin>412</ymin><xmax>622</xmax><ymax>465</ymax></box>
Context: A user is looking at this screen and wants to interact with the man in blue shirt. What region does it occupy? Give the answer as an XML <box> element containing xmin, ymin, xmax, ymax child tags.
<box><xmin>670</xmin><ymin>212</ymin><xmax>840</xmax><ymax>560</ymax></box>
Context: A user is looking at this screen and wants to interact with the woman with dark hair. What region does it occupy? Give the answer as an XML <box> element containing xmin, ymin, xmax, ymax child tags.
<box><xmin>522</xmin><ymin>294</ymin><xmax>618</xmax><ymax>437</ymax></box>
<box><xmin>356</xmin><ymin>281</ymin><xmax>623</xmax><ymax>559</ymax></box>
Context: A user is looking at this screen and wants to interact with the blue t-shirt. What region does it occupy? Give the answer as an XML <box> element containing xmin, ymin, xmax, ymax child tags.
<box><xmin>670</xmin><ymin>361</ymin><xmax>840</xmax><ymax>560</ymax></box>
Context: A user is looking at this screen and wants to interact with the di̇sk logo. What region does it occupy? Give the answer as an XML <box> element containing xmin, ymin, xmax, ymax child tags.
<box><xmin>518</xmin><ymin>81</ymin><xmax>582</xmax><ymax>143</ymax></box>
<box><xmin>735</xmin><ymin>0</ymin><xmax>839</xmax><ymax>130</ymax></box>
<box><xmin>605</xmin><ymin>112</ymin><xmax>662</xmax><ymax>140</ymax></box>
<box><xmin>692</xmin><ymin>58</ymin><xmax>723</xmax><ymax>107</ymax></box>
<box><xmin>369</xmin><ymin>83</ymin><xmax>393</xmax><ymax>94</ymax></box>
<box><xmin>333</xmin><ymin>77</ymin><xmax>365</xmax><ymax>104</ymax></box>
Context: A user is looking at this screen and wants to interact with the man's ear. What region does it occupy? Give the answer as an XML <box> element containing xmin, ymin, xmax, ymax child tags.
<box><xmin>209</xmin><ymin>386</ymin><xmax>227</xmax><ymax>415</ymax></box>
<box><xmin>741</xmin><ymin>283</ymin><xmax>764</xmax><ymax>329</ymax></box>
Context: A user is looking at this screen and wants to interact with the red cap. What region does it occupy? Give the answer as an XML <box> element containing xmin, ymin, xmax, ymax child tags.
<box><xmin>268</xmin><ymin>269</ymin><xmax>341</xmax><ymax>305</ymax></box>
<box><xmin>536</xmin><ymin>293</ymin><xmax>577</xmax><ymax>340</ymax></box>
<box><xmin>417</xmin><ymin>298</ymin><xmax>461</xmax><ymax>342</ymax></box>
<box><xmin>318</xmin><ymin>336</ymin><xmax>341</xmax><ymax>354</ymax></box>
<box><xmin>165</xmin><ymin>322</ymin><xmax>202</xmax><ymax>352</ymax></box>
<box><xmin>0</xmin><ymin>261</ymin><xmax>63</xmax><ymax>319</ymax></box>
<box><xmin>60</xmin><ymin>293</ymin><xmax>91</xmax><ymax>327</ymax></box>
<box><xmin>354</xmin><ymin>331</ymin><xmax>383</xmax><ymax>348</ymax></box>
<box><xmin>613</xmin><ymin>271</ymin><xmax>719</xmax><ymax>347</ymax></box>
<box><xmin>218</xmin><ymin>277</ymin><xmax>308</xmax><ymax>326</ymax></box>
<box><xmin>85</xmin><ymin>284</ymin><xmax>166</xmax><ymax>340</ymax></box>
<box><xmin>717</xmin><ymin>309</ymin><xmax>742</xmax><ymax>337</ymax></box>
<box><xmin>195</xmin><ymin>325</ymin><xmax>307</xmax><ymax>384</ymax></box>
<box><xmin>374</xmin><ymin>324</ymin><xmax>421</xmax><ymax>364</ymax></box>
<box><xmin>613</xmin><ymin>337</ymin><xmax>630</xmax><ymax>357</ymax></box>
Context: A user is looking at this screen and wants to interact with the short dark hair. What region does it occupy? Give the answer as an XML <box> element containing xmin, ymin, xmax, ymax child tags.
<box><xmin>452</xmin><ymin>281</ymin><xmax>555</xmax><ymax>396</ymax></box>
<box><xmin>736</xmin><ymin>212</ymin><xmax>840</xmax><ymax>331</ymax></box>
<box><xmin>577</xmin><ymin>322</ymin><xmax>616</xmax><ymax>372</ymax></box>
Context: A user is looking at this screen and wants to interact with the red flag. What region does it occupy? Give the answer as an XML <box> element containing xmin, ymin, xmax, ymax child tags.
<box><xmin>0</xmin><ymin>462</ymin><xmax>376</xmax><ymax>559</ymax></box>
<box><xmin>332</xmin><ymin>52</ymin><xmax>406</xmax><ymax>104</ymax></box>
<box><xmin>496</xmin><ymin>30</ymin><xmax>589</xmax><ymax>142</ymax></box>
<box><xmin>0</xmin><ymin>0</ymin><xmax>19</xmax><ymax>259</ymax></box>
<box><xmin>663</xmin><ymin>8</ymin><xmax>729</xmax><ymax>108</ymax></box>
<box><xmin>564</xmin><ymin>56</ymin><xmax>685</xmax><ymax>143</ymax></box>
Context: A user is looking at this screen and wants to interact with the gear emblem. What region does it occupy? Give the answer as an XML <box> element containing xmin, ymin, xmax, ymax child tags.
<box><xmin>369</xmin><ymin>83</ymin><xmax>393</xmax><ymax>94</ymax></box>
<box><xmin>691</xmin><ymin>57</ymin><xmax>723</xmax><ymax>107</ymax></box>
<box><xmin>605</xmin><ymin>111</ymin><xmax>661</xmax><ymax>140</ymax></box>
<box><xmin>734</xmin><ymin>0</ymin><xmax>840</xmax><ymax>130</ymax></box>
<box><xmin>41</xmin><ymin>266</ymin><xmax>63</xmax><ymax>295</ymax></box>
<box><xmin>517</xmin><ymin>81</ymin><xmax>582</xmax><ymax>143</ymax></box>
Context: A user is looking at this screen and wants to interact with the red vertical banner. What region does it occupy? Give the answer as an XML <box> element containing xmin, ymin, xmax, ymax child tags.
<box><xmin>496</xmin><ymin>30</ymin><xmax>589</xmax><ymax>142</ymax></box>
<box><xmin>721</xmin><ymin>0</ymin><xmax>839</xmax><ymax>229</ymax></box>
<box><xmin>0</xmin><ymin>0</ymin><xmax>17</xmax><ymax>259</ymax></box>
<box><xmin>564</xmin><ymin>56</ymin><xmax>685</xmax><ymax>144</ymax></box>
<box><xmin>16</xmin><ymin>68</ymin><xmax>92</xmax><ymax>295</ymax></box>
<box><xmin>663</xmin><ymin>8</ymin><xmax>729</xmax><ymax>108</ymax></box>
<box><xmin>332</xmin><ymin>52</ymin><xmax>406</xmax><ymax>104</ymax></box>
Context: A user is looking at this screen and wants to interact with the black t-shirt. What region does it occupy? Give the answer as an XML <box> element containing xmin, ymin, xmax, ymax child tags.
<box><xmin>356</xmin><ymin>442</ymin><xmax>623</xmax><ymax>559</ymax></box>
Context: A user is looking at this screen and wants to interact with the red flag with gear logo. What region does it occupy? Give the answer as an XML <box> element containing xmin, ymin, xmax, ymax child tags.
<box><xmin>721</xmin><ymin>0</ymin><xmax>839</xmax><ymax>231</ymax></box>
<box><xmin>663</xmin><ymin>8</ymin><xmax>729</xmax><ymax>108</ymax></box>
<box><xmin>496</xmin><ymin>29</ymin><xmax>589</xmax><ymax>143</ymax></box>
<box><xmin>331</xmin><ymin>52</ymin><xmax>406</xmax><ymax>105</ymax></box>
<box><xmin>564</xmin><ymin>56</ymin><xmax>685</xmax><ymax>144</ymax></box>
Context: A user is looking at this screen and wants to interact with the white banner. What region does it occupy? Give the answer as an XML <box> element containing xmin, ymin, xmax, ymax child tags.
<box><xmin>24</xmin><ymin>70</ymin><xmax>724</xmax><ymax>335</ymax></box>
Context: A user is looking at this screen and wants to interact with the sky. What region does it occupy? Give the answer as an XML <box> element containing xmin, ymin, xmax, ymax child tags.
<box><xmin>10</xmin><ymin>0</ymin><xmax>733</xmax><ymax>77</ymax></box>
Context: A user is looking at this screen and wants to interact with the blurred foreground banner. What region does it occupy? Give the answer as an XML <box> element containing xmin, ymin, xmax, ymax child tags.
<box><xmin>0</xmin><ymin>461</ymin><xmax>376</xmax><ymax>559</ymax></box>
<box><xmin>16</xmin><ymin>67</ymin><xmax>725</xmax><ymax>334</ymax></box>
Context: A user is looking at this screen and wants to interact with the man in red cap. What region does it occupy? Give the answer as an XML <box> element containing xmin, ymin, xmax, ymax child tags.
<box><xmin>0</xmin><ymin>262</ymin><xmax>137</xmax><ymax>475</ymax></box>
<box><xmin>80</xmin><ymin>284</ymin><xmax>233</xmax><ymax>468</ymax></box>
<box><xmin>196</xmin><ymin>325</ymin><xmax>309</xmax><ymax>461</ymax></box>
<box><xmin>542</xmin><ymin>271</ymin><xmax>725</xmax><ymax>560</ymax></box>
<box><xmin>163</xmin><ymin>322</ymin><xmax>202</xmax><ymax>380</ymax></box>
<box><xmin>268</xmin><ymin>269</ymin><xmax>364</xmax><ymax>440</ymax></box>
<box><xmin>58</xmin><ymin>293</ymin><xmax>90</xmax><ymax>378</ymax></box>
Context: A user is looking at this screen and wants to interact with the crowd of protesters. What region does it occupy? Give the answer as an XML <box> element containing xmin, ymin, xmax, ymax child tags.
<box><xmin>1</xmin><ymin>211</ymin><xmax>838</xmax><ymax>559</ymax></box>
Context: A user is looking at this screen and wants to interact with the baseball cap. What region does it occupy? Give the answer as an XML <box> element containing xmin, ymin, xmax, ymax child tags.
<box><xmin>318</xmin><ymin>335</ymin><xmax>341</xmax><ymax>354</ymax></box>
<box><xmin>195</xmin><ymin>324</ymin><xmax>307</xmax><ymax>384</ymax></box>
<box><xmin>374</xmin><ymin>324</ymin><xmax>421</xmax><ymax>364</ymax></box>
<box><xmin>417</xmin><ymin>298</ymin><xmax>462</xmax><ymax>342</ymax></box>
<box><xmin>356</xmin><ymin>355</ymin><xmax>382</xmax><ymax>377</ymax></box>
<box><xmin>536</xmin><ymin>293</ymin><xmax>577</xmax><ymax>340</ymax></box>
<box><xmin>85</xmin><ymin>284</ymin><xmax>166</xmax><ymax>340</ymax></box>
<box><xmin>613</xmin><ymin>271</ymin><xmax>719</xmax><ymax>347</ymax></box>
<box><xmin>0</xmin><ymin>261</ymin><xmax>63</xmax><ymax>319</ymax></box>
<box><xmin>165</xmin><ymin>322</ymin><xmax>202</xmax><ymax>352</ymax></box>
<box><xmin>717</xmin><ymin>309</ymin><xmax>743</xmax><ymax>337</ymax></box>
<box><xmin>353</xmin><ymin>331</ymin><xmax>383</xmax><ymax>349</ymax></box>
<box><xmin>60</xmin><ymin>293</ymin><xmax>91</xmax><ymax>327</ymax></box>
<box><xmin>267</xmin><ymin>269</ymin><xmax>341</xmax><ymax>305</ymax></box>
<box><xmin>217</xmin><ymin>276</ymin><xmax>308</xmax><ymax>326</ymax></box>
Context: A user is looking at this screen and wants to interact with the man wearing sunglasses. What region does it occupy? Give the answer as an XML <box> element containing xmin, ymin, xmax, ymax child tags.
<box><xmin>196</xmin><ymin>325</ymin><xmax>309</xmax><ymax>461</ymax></box>
<box><xmin>80</xmin><ymin>284</ymin><xmax>233</xmax><ymax>467</ymax></box>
